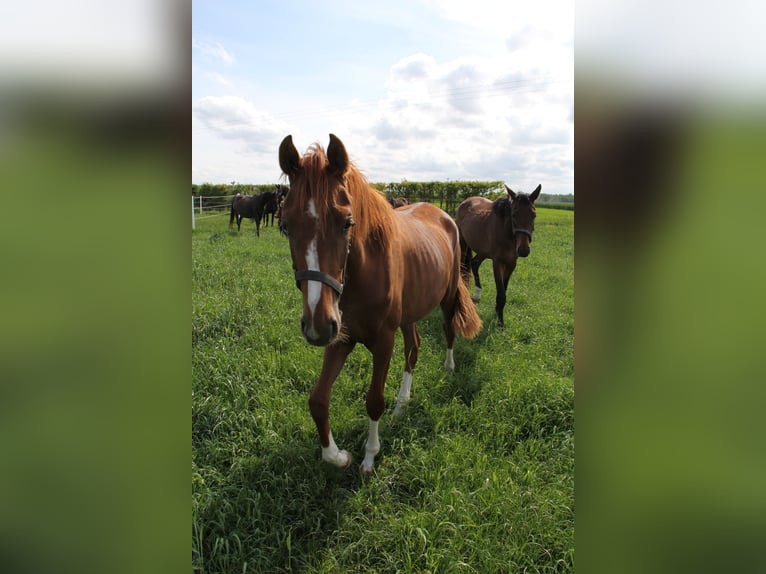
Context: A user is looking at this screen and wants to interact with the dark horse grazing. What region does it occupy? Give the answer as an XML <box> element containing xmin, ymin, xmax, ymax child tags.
<box><xmin>229</xmin><ymin>190</ymin><xmax>278</xmax><ymax>236</ymax></box>
<box><xmin>456</xmin><ymin>184</ymin><xmax>541</xmax><ymax>327</ymax></box>
<box><xmin>279</xmin><ymin>134</ymin><xmax>481</xmax><ymax>474</ymax></box>
<box><xmin>388</xmin><ymin>197</ymin><xmax>409</xmax><ymax>208</ymax></box>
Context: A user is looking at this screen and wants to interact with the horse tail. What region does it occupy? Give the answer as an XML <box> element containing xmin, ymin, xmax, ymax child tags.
<box><xmin>229</xmin><ymin>196</ymin><xmax>236</xmax><ymax>229</ymax></box>
<box><xmin>452</xmin><ymin>274</ymin><xmax>482</xmax><ymax>339</ymax></box>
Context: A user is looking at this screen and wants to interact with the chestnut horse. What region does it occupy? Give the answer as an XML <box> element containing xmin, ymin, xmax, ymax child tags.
<box><xmin>456</xmin><ymin>184</ymin><xmax>541</xmax><ymax>327</ymax></box>
<box><xmin>279</xmin><ymin>134</ymin><xmax>481</xmax><ymax>474</ymax></box>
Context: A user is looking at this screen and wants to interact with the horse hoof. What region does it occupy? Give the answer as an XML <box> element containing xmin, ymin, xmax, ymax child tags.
<box><xmin>339</xmin><ymin>451</ymin><xmax>353</xmax><ymax>470</ymax></box>
<box><xmin>359</xmin><ymin>463</ymin><xmax>376</xmax><ymax>477</ymax></box>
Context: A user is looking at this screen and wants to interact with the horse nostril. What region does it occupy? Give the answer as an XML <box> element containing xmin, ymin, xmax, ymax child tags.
<box><xmin>330</xmin><ymin>320</ymin><xmax>339</xmax><ymax>339</ymax></box>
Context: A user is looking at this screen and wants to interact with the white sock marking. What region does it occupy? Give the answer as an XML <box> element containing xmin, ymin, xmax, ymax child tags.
<box><xmin>393</xmin><ymin>371</ymin><xmax>413</xmax><ymax>416</ymax></box>
<box><xmin>322</xmin><ymin>431</ymin><xmax>350</xmax><ymax>468</ymax></box>
<box><xmin>361</xmin><ymin>419</ymin><xmax>380</xmax><ymax>473</ymax></box>
<box><xmin>444</xmin><ymin>348</ymin><xmax>455</xmax><ymax>371</ymax></box>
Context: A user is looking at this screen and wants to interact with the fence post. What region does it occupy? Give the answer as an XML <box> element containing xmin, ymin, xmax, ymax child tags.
<box><xmin>192</xmin><ymin>196</ymin><xmax>195</xmax><ymax>230</ymax></box>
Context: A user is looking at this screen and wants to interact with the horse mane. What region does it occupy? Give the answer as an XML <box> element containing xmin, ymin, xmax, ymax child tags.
<box><xmin>295</xmin><ymin>143</ymin><xmax>393</xmax><ymax>250</ymax></box>
<box><xmin>492</xmin><ymin>193</ymin><xmax>536</xmax><ymax>218</ymax></box>
<box><xmin>492</xmin><ymin>196</ymin><xmax>513</xmax><ymax>218</ymax></box>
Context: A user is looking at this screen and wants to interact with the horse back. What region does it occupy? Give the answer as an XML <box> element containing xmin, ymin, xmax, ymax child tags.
<box><xmin>456</xmin><ymin>196</ymin><xmax>512</xmax><ymax>260</ymax></box>
<box><xmin>391</xmin><ymin>202</ymin><xmax>459</xmax><ymax>322</ymax></box>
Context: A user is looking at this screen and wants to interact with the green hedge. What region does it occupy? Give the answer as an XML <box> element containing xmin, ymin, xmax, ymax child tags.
<box><xmin>192</xmin><ymin>181</ymin><xmax>573</xmax><ymax>214</ymax></box>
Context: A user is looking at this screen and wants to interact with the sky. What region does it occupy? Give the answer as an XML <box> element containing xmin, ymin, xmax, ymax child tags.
<box><xmin>192</xmin><ymin>0</ymin><xmax>573</xmax><ymax>195</ymax></box>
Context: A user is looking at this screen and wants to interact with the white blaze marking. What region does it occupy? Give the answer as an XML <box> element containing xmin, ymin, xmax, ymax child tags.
<box><xmin>305</xmin><ymin>237</ymin><xmax>321</xmax><ymax>314</ymax></box>
<box><xmin>304</xmin><ymin>199</ymin><xmax>322</xmax><ymax>328</ymax></box>
<box><xmin>361</xmin><ymin>419</ymin><xmax>380</xmax><ymax>473</ymax></box>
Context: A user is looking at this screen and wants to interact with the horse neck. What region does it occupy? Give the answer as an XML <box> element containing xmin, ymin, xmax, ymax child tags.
<box><xmin>341</xmin><ymin>182</ymin><xmax>393</xmax><ymax>283</ymax></box>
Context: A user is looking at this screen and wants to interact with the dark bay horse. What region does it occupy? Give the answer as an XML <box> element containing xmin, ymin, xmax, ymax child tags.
<box><xmin>229</xmin><ymin>191</ymin><xmax>278</xmax><ymax>236</ymax></box>
<box><xmin>263</xmin><ymin>184</ymin><xmax>289</xmax><ymax>228</ymax></box>
<box><xmin>456</xmin><ymin>184</ymin><xmax>541</xmax><ymax>327</ymax></box>
<box><xmin>279</xmin><ymin>134</ymin><xmax>481</xmax><ymax>474</ymax></box>
<box><xmin>388</xmin><ymin>197</ymin><xmax>409</xmax><ymax>208</ymax></box>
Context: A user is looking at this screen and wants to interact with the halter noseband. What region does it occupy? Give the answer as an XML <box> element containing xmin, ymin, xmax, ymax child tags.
<box><xmin>294</xmin><ymin>269</ymin><xmax>344</xmax><ymax>296</ymax></box>
<box><xmin>515</xmin><ymin>228</ymin><xmax>533</xmax><ymax>242</ymax></box>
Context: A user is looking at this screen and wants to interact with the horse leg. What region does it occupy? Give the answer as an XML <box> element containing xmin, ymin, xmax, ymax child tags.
<box><xmin>309</xmin><ymin>340</ymin><xmax>356</xmax><ymax>468</ymax></box>
<box><xmin>236</xmin><ymin>214</ymin><xmax>242</xmax><ymax>232</ymax></box>
<box><xmin>471</xmin><ymin>256</ymin><xmax>485</xmax><ymax>302</ymax></box>
<box><xmin>393</xmin><ymin>323</ymin><xmax>420</xmax><ymax>416</ymax></box>
<box><xmin>492</xmin><ymin>261</ymin><xmax>510</xmax><ymax>326</ymax></box>
<box><xmin>229</xmin><ymin>205</ymin><xmax>235</xmax><ymax>230</ymax></box>
<box><xmin>500</xmin><ymin>260</ymin><xmax>517</xmax><ymax>325</ymax></box>
<box><xmin>361</xmin><ymin>332</ymin><xmax>395</xmax><ymax>475</ymax></box>
<box><xmin>441</xmin><ymin>296</ymin><xmax>458</xmax><ymax>371</ymax></box>
<box><xmin>459</xmin><ymin>237</ymin><xmax>472</xmax><ymax>285</ymax></box>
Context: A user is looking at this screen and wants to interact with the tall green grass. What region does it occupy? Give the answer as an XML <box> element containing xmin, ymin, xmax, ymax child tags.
<box><xmin>192</xmin><ymin>207</ymin><xmax>573</xmax><ymax>573</ymax></box>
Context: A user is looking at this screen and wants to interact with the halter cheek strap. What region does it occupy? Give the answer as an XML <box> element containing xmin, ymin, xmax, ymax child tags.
<box><xmin>294</xmin><ymin>269</ymin><xmax>344</xmax><ymax>296</ymax></box>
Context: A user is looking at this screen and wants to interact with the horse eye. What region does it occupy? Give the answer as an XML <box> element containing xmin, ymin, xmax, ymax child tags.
<box><xmin>342</xmin><ymin>218</ymin><xmax>354</xmax><ymax>235</ymax></box>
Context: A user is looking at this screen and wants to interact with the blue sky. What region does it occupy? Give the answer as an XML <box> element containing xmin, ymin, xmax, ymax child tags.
<box><xmin>192</xmin><ymin>0</ymin><xmax>574</xmax><ymax>194</ymax></box>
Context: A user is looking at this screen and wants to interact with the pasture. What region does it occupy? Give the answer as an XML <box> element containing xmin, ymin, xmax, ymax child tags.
<box><xmin>192</xmin><ymin>206</ymin><xmax>574</xmax><ymax>573</ymax></box>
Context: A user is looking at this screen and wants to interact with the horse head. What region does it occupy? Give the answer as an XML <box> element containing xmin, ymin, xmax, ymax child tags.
<box><xmin>279</xmin><ymin>134</ymin><xmax>354</xmax><ymax>346</ymax></box>
<box><xmin>505</xmin><ymin>183</ymin><xmax>541</xmax><ymax>257</ymax></box>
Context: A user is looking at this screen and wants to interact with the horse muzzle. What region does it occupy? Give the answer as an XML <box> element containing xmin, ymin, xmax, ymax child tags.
<box><xmin>516</xmin><ymin>229</ymin><xmax>532</xmax><ymax>258</ymax></box>
<box><xmin>295</xmin><ymin>269</ymin><xmax>344</xmax><ymax>346</ymax></box>
<box><xmin>300</xmin><ymin>316</ymin><xmax>339</xmax><ymax>346</ymax></box>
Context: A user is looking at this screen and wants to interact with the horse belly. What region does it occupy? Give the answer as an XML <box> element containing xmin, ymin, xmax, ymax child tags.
<box><xmin>399</xmin><ymin>237</ymin><xmax>452</xmax><ymax>324</ymax></box>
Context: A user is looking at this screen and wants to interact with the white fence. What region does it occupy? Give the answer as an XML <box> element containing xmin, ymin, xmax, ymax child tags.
<box><xmin>192</xmin><ymin>195</ymin><xmax>238</xmax><ymax>229</ymax></box>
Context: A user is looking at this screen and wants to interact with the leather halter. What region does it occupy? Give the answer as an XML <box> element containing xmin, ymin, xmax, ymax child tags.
<box><xmin>515</xmin><ymin>228</ymin><xmax>533</xmax><ymax>242</ymax></box>
<box><xmin>294</xmin><ymin>269</ymin><xmax>344</xmax><ymax>296</ymax></box>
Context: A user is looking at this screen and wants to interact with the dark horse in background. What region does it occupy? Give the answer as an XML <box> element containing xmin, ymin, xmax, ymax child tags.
<box><xmin>456</xmin><ymin>184</ymin><xmax>541</xmax><ymax>326</ymax></box>
<box><xmin>263</xmin><ymin>184</ymin><xmax>289</xmax><ymax>228</ymax></box>
<box><xmin>388</xmin><ymin>197</ymin><xmax>409</xmax><ymax>209</ymax></box>
<box><xmin>279</xmin><ymin>134</ymin><xmax>481</xmax><ymax>474</ymax></box>
<box><xmin>229</xmin><ymin>189</ymin><xmax>280</xmax><ymax>236</ymax></box>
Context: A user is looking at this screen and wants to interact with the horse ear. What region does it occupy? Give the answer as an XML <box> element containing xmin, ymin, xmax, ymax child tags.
<box><xmin>504</xmin><ymin>184</ymin><xmax>516</xmax><ymax>200</ymax></box>
<box><xmin>327</xmin><ymin>133</ymin><xmax>349</xmax><ymax>177</ymax></box>
<box><xmin>530</xmin><ymin>184</ymin><xmax>542</xmax><ymax>202</ymax></box>
<box><xmin>279</xmin><ymin>135</ymin><xmax>301</xmax><ymax>177</ymax></box>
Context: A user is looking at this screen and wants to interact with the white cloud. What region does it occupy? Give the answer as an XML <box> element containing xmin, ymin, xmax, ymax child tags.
<box><xmin>191</xmin><ymin>2</ymin><xmax>573</xmax><ymax>193</ymax></box>
<box><xmin>193</xmin><ymin>96</ymin><xmax>290</xmax><ymax>154</ymax></box>
<box><xmin>192</xmin><ymin>39</ymin><xmax>235</xmax><ymax>66</ymax></box>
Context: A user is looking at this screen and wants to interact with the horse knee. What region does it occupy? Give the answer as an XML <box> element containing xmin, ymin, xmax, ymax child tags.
<box><xmin>365</xmin><ymin>391</ymin><xmax>385</xmax><ymax>421</ymax></box>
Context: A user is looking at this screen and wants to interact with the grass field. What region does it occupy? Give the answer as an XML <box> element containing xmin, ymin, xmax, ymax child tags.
<box><xmin>192</xmin><ymin>206</ymin><xmax>574</xmax><ymax>573</ymax></box>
